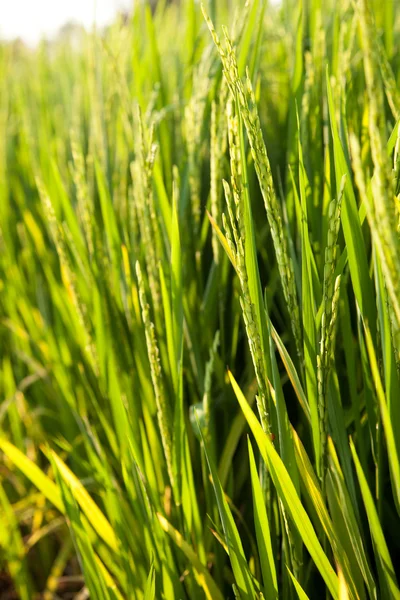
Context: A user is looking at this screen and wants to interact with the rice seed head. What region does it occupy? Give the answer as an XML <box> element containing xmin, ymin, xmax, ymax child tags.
<box><xmin>221</xmin><ymin>132</ymin><xmax>270</xmax><ymax>431</ymax></box>
<box><xmin>317</xmin><ymin>172</ymin><xmax>345</xmax><ymax>482</ymax></box>
<box><xmin>132</xmin><ymin>109</ymin><xmax>162</xmax><ymax>314</ymax></box>
<box><xmin>210</xmin><ymin>101</ymin><xmax>221</xmax><ymax>264</ymax></box>
<box><xmin>70</xmin><ymin>128</ymin><xmax>94</xmax><ymax>259</ymax></box>
<box><xmin>135</xmin><ymin>260</ymin><xmax>174</xmax><ymax>489</ymax></box>
<box><xmin>36</xmin><ymin>177</ymin><xmax>98</xmax><ymax>372</ymax></box>
<box><xmin>204</xmin><ymin>11</ymin><xmax>302</xmax><ymax>357</ymax></box>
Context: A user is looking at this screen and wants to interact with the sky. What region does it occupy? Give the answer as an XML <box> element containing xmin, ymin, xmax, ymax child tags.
<box><xmin>0</xmin><ymin>0</ymin><xmax>134</xmax><ymax>45</ymax></box>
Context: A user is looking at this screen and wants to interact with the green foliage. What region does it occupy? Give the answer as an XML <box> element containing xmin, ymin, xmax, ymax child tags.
<box><xmin>1</xmin><ymin>0</ymin><xmax>400</xmax><ymax>597</ymax></box>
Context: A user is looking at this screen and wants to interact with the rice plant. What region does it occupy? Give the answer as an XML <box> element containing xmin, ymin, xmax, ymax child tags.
<box><xmin>1</xmin><ymin>0</ymin><xmax>400</xmax><ymax>598</ymax></box>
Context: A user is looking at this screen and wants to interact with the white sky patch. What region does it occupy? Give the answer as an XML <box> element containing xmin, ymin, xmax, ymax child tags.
<box><xmin>0</xmin><ymin>0</ymin><xmax>133</xmax><ymax>45</ymax></box>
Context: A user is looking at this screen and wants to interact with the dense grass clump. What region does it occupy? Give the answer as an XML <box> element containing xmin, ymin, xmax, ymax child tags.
<box><xmin>1</xmin><ymin>0</ymin><xmax>400</xmax><ymax>597</ymax></box>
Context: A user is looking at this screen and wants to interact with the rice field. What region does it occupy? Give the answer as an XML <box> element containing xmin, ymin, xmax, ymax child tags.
<box><xmin>1</xmin><ymin>0</ymin><xmax>400</xmax><ymax>598</ymax></box>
